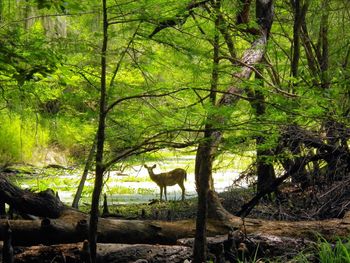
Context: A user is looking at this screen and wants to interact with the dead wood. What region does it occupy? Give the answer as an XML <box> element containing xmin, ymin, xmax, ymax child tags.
<box><xmin>12</xmin><ymin>233</ymin><xmax>315</xmax><ymax>263</ymax></box>
<box><xmin>1</xmin><ymin>176</ymin><xmax>350</xmax><ymax>250</ymax></box>
<box><xmin>1</xmin><ymin>198</ymin><xmax>350</xmax><ymax>248</ymax></box>
<box><xmin>179</xmin><ymin>232</ymin><xmax>315</xmax><ymax>261</ymax></box>
<box><xmin>13</xmin><ymin>242</ymin><xmax>193</xmax><ymax>263</ymax></box>
<box><xmin>0</xmin><ymin>208</ymin><xmax>228</xmax><ymax>246</ymax></box>
<box><xmin>207</xmin><ymin>190</ymin><xmax>350</xmax><ymax>241</ymax></box>
<box><xmin>0</xmin><ymin>175</ymin><xmax>64</xmax><ymax>218</ymax></box>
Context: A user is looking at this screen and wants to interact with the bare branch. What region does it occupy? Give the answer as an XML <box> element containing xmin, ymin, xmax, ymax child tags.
<box><xmin>149</xmin><ymin>0</ymin><xmax>210</xmax><ymax>38</ymax></box>
<box><xmin>105</xmin><ymin>87</ymin><xmax>190</xmax><ymax>113</ymax></box>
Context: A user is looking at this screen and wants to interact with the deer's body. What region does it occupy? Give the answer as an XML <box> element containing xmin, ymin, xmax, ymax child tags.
<box><xmin>144</xmin><ymin>164</ymin><xmax>187</xmax><ymax>201</ymax></box>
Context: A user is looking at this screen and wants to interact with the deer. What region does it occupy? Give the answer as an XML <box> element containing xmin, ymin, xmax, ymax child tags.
<box><xmin>144</xmin><ymin>164</ymin><xmax>187</xmax><ymax>201</ymax></box>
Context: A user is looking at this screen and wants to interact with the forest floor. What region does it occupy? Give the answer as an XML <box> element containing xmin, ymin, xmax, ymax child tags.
<box><xmin>95</xmin><ymin>183</ymin><xmax>350</xmax><ymax>262</ymax></box>
<box><xmin>98</xmin><ymin>182</ymin><xmax>346</xmax><ymax>222</ymax></box>
<box><xmin>3</xmin><ymin>165</ymin><xmax>350</xmax><ymax>262</ymax></box>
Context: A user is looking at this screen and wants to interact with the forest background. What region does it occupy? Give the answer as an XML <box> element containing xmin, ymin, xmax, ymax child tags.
<box><xmin>0</xmin><ymin>0</ymin><xmax>350</xmax><ymax>262</ymax></box>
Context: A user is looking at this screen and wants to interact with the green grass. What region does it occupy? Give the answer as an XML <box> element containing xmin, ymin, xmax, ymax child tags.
<box><xmin>117</xmin><ymin>175</ymin><xmax>152</xmax><ymax>183</ymax></box>
<box><xmin>290</xmin><ymin>237</ymin><xmax>350</xmax><ymax>263</ymax></box>
<box><xmin>100</xmin><ymin>198</ymin><xmax>197</xmax><ymax>219</ymax></box>
<box><xmin>318</xmin><ymin>237</ymin><xmax>350</xmax><ymax>263</ymax></box>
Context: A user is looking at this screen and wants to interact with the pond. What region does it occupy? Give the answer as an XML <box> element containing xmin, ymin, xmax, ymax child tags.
<box><xmin>9</xmin><ymin>154</ymin><xmax>251</xmax><ymax>205</ymax></box>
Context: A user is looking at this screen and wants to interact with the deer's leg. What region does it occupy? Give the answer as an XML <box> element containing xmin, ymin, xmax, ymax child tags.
<box><xmin>160</xmin><ymin>187</ymin><xmax>163</xmax><ymax>201</ymax></box>
<box><xmin>179</xmin><ymin>182</ymin><xmax>185</xmax><ymax>201</ymax></box>
<box><xmin>164</xmin><ymin>186</ymin><xmax>167</xmax><ymax>201</ymax></box>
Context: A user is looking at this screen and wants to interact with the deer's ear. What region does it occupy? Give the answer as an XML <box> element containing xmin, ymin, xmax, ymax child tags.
<box><xmin>144</xmin><ymin>165</ymin><xmax>148</xmax><ymax>168</ymax></box>
<box><xmin>152</xmin><ymin>164</ymin><xmax>156</xmax><ymax>168</ymax></box>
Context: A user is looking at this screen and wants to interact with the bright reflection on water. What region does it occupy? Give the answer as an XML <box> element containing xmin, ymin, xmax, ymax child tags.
<box><xmin>13</xmin><ymin>154</ymin><xmax>250</xmax><ymax>205</ymax></box>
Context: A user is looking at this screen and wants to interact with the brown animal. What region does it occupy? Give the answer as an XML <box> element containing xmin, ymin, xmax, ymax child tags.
<box><xmin>144</xmin><ymin>164</ymin><xmax>187</xmax><ymax>201</ymax></box>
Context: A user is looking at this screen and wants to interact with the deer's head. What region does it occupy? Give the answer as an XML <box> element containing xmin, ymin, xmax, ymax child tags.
<box><xmin>144</xmin><ymin>164</ymin><xmax>156</xmax><ymax>174</ymax></box>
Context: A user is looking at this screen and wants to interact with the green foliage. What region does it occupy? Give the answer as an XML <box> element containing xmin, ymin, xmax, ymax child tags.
<box><xmin>291</xmin><ymin>237</ymin><xmax>350</xmax><ymax>263</ymax></box>
<box><xmin>317</xmin><ymin>237</ymin><xmax>350</xmax><ymax>263</ymax></box>
<box><xmin>0</xmin><ymin>0</ymin><xmax>349</xmax><ymax>203</ymax></box>
<box><xmin>0</xmin><ymin>111</ymin><xmax>49</xmax><ymax>165</ymax></box>
<box><xmin>43</xmin><ymin>116</ymin><xmax>95</xmax><ymax>158</ymax></box>
<box><xmin>0</xmin><ymin>26</ymin><xmax>59</xmax><ymax>85</ymax></box>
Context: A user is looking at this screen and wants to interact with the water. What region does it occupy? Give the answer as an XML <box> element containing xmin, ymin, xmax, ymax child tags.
<box><xmin>94</xmin><ymin>166</ymin><xmax>244</xmax><ymax>205</ymax></box>
<box><xmin>12</xmin><ymin>155</ymin><xmax>248</xmax><ymax>205</ymax></box>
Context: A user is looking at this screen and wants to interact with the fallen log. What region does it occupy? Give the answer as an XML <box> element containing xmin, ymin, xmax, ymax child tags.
<box><xmin>0</xmin><ymin>175</ymin><xmax>64</xmax><ymax>218</ymax></box>
<box><xmin>0</xmin><ymin>209</ymin><xmax>228</xmax><ymax>246</ymax></box>
<box><xmin>1</xmin><ymin>175</ymin><xmax>350</xmax><ymax>248</ymax></box>
<box><xmin>13</xmin><ymin>242</ymin><xmax>193</xmax><ymax>263</ymax></box>
<box><xmin>208</xmin><ymin>190</ymin><xmax>350</xmax><ymax>241</ymax></box>
<box><xmin>13</xmin><ymin>233</ymin><xmax>316</xmax><ymax>263</ymax></box>
<box><xmin>179</xmin><ymin>232</ymin><xmax>315</xmax><ymax>261</ymax></box>
<box><xmin>1</xmin><ymin>205</ymin><xmax>350</xmax><ymax>247</ymax></box>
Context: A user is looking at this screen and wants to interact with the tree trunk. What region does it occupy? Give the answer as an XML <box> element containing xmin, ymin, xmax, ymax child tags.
<box><xmin>193</xmin><ymin>133</ymin><xmax>213</xmax><ymax>262</ymax></box>
<box><xmin>251</xmin><ymin>68</ymin><xmax>277</xmax><ymax>197</ymax></box>
<box><xmin>89</xmin><ymin>1</ymin><xmax>108</xmax><ymax>262</ymax></box>
<box><xmin>72</xmin><ymin>135</ymin><xmax>97</xmax><ymax>209</ymax></box>
<box><xmin>193</xmin><ymin>0</ymin><xmax>274</xmax><ymax>261</ymax></box>
<box><xmin>193</xmin><ymin>1</ymin><xmax>221</xmax><ymax>259</ymax></box>
<box><xmin>0</xmin><ymin>0</ymin><xmax>3</xmax><ymax>21</ymax></box>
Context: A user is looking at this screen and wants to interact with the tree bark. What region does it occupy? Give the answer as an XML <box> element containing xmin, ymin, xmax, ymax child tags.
<box><xmin>319</xmin><ymin>0</ymin><xmax>330</xmax><ymax>89</ymax></box>
<box><xmin>12</xmin><ymin>233</ymin><xmax>316</xmax><ymax>263</ymax></box>
<box><xmin>0</xmin><ymin>209</ymin><xmax>227</xmax><ymax>246</ymax></box>
<box><xmin>89</xmin><ymin>0</ymin><xmax>108</xmax><ymax>262</ymax></box>
<box><xmin>13</xmin><ymin>243</ymin><xmax>192</xmax><ymax>263</ymax></box>
<box><xmin>193</xmin><ymin>1</ymin><xmax>221</xmax><ymax>260</ymax></box>
<box><xmin>1</xmin><ymin>205</ymin><xmax>350</xmax><ymax>247</ymax></box>
<box><xmin>251</xmin><ymin>68</ymin><xmax>277</xmax><ymax>197</ymax></box>
<box><xmin>72</xmin><ymin>135</ymin><xmax>96</xmax><ymax>209</ymax></box>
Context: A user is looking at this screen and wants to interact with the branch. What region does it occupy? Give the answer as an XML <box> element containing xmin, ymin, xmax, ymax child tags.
<box><xmin>104</xmin><ymin>130</ymin><xmax>197</xmax><ymax>170</ymax></box>
<box><xmin>148</xmin><ymin>0</ymin><xmax>210</xmax><ymax>38</ymax></box>
<box><xmin>105</xmin><ymin>87</ymin><xmax>189</xmax><ymax>113</ymax></box>
<box><xmin>109</xmin><ymin>22</ymin><xmax>141</xmax><ymax>89</ymax></box>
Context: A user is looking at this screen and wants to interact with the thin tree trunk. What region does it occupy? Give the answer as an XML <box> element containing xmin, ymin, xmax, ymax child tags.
<box><xmin>193</xmin><ymin>2</ymin><xmax>220</xmax><ymax>259</ymax></box>
<box><xmin>72</xmin><ymin>135</ymin><xmax>97</xmax><ymax>209</ymax></box>
<box><xmin>319</xmin><ymin>0</ymin><xmax>329</xmax><ymax>89</ymax></box>
<box><xmin>291</xmin><ymin>0</ymin><xmax>309</xmax><ymax>80</ymax></box>
<box><xmin>252</xmin><ymin>74</ymin><xmax>276</xmax><ymax>196</ymax></box>
<box><xmin>236</xmin><ymin>0</ymin><xmax>252</xmax><ymax>24</ymax></box>
<box><xmin>291</xmin><ymin>0</ymin><xmax>300</xmax><ymax>80</ymax></box>
<box><xmin>89</xmin><ymin>1</ymin><xmax>108</xmax><ymax>262</ymax></box>
<box><xmin>301</xmin><ymin>21</ymin><xmax>319</xmax><ymax>78</ymax></box>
